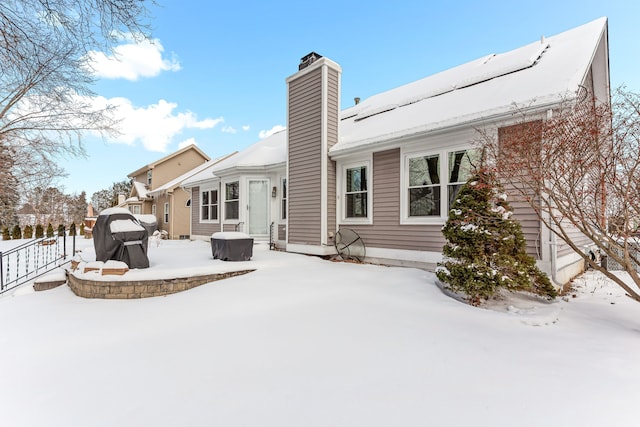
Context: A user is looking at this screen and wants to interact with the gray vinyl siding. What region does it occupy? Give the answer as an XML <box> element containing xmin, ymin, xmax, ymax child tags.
<box><xmin>344</xmin><ymin>149</ymin><xmax>446</xmax><ymax>252</ymax></box>
<box><xmin>326</xmin><ymin>68</ymin><xmax>339</xmax><ymax>242</ymax></box>
<box><xmin>557</xmin><ymin>223</ymin><xmax>591</xmax><ymax>257</ymax></box>
<box><xmin>288</xmin><ymin>67</ymin><xmax>323</xmax><ymax>245</ymax></box>
<box><xmin>327</xmin><ymin>158</ymin><xmax>336</xmax><ymax>243</ymax></box>
<box><xmin>190</xmin><ymin>186</ymin><xmax>221</xmax><ymax>237</ymax></box>
<box><xmin>497</xmin><ymin>121</ymin><xmax>544</xmax><ymax>259</ymax></box>
<box><xmin>508</xmin><ymin>195</ymin><xmax>543</xmax><ymax>259</ymax></box>
<box><xmin>341</xmin><ymin>148</ymin><xmax>541</xmax><ymax>257</ymax></box>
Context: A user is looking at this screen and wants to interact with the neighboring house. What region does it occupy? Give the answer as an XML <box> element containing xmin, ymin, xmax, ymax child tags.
<box><xmin>123</xmin><ymin>144</ymin><xmax>211</xmax><ymax>239</ymax></box>
<box><xmin>188</xmin><ymin>17</ymin><xmax>610</xmax><ymax>285</ymax></box>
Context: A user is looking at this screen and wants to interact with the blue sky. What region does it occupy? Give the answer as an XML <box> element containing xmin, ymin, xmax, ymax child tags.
<box><xmin>59</xmin><ymin>0</ymin><xmax>640</xmax><ymax>197</ymax></box>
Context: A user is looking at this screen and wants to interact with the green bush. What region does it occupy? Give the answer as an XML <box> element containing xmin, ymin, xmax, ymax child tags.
<box><xmin>46</xmin><ymin>223</ymin><xmax>54</xmax><ymax>238</ymax></box>
<box><xmin>11</xmin><ymin>224</ymin><xmax>22</xmax><ymax>240</ymax></box>
<box><xmin>79</xmin><ymin>223</ymin><xmax>85</xmax><ymax>235</ymax></box>
<box><xmin>69</xmin><ymin>223</ymin><xmax>77</xmax><ymax>236</ymax></box>
<box><xmin>57</xmin><ymin>224</ymin><xmax>65</xmax><ymax>236</ymax></box>
<box><xmin>35</xmin><ymin>224</ymin><xmax>44</xmax><ymax>238</ymax></box>
<box><xmin>23</xmin><ymin>224</ymin><xmax>34</xmax><ymax>239</ymax></box>
<box><xmin>2</xmin><ymin>227</ymin><xmax>10</xmax><ymax>240</ymax></box>
<box><xmin>436</xmin><ymin>169</ymin><xmax>556</xmax><ymax>306</ymax></box>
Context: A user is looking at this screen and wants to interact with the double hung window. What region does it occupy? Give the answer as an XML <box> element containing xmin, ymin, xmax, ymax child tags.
<box><xmin>225</xmin><ymin>181</ymin><xmax>240</xmax><ymax>220</ymax></box>
<box><xmin>281</xmin><ymin>178</ymin><xmax>287</xmax><ymax>220</ymax></box>
<box><xmin>403</xmin><ymin>149</ymin><xmax>476</xmax><ymax>222</ymax></box>
<box><xmin>346</xmin><ymin>166</ymin><xmax>368</xmax><ymax>218</ymax></box>
<box><xmin>201</xmin><ymin>188</ymin><xmax>218</xmax><ymax>221</ymax></box>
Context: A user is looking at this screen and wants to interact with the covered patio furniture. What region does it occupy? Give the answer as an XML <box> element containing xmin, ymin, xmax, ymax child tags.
<box><xmin>211</xmin><ymin>232</ymin><xmax>253</xmax><ymax>261</ymax></box>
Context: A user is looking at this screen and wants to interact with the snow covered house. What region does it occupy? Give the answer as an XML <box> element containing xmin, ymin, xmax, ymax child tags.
<box><xmin>123</xmin><ymin>144</ymin><xmax>212</xmax><ymax>239</ymax></box>
<box><xmin>187</xmin><ymin>17</ymin><xmax>610</xmax><ymax>285</ymax></box>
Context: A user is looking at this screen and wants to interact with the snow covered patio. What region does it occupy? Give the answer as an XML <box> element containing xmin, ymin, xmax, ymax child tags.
<box><xmin>67</xmin><ymin>237</ymin><xmax>256</xmax><ymax>299</ymax></box>
<box><xmin>1</xmin><ymin>240</ymin><xmax>639</xmax><ymax>426</ymax></box>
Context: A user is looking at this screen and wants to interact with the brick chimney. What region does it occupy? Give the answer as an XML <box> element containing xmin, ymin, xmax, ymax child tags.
<box><xmin>285</xmin><ymin>53</ymin><xmax>342</xmax><ymax>255</ymax></box>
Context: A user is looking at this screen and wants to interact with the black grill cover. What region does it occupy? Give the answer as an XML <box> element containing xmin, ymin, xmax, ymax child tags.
<box><xmin>93</xmin><ymin>208</ymin><xmax>150</xmax><ymax>269</ymax></box>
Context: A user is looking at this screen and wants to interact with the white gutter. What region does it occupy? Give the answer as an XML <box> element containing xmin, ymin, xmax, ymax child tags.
<box><xmin>329</xmin><ymin>96</ymin><xmax>574</xmax><ymax>160</ymax></box>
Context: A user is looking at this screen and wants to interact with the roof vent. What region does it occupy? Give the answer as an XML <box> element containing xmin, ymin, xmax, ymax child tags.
<box><xmin>299</xmin><ymin>52</ymin><xmax>323</xmax><ymax>70</ymax></box>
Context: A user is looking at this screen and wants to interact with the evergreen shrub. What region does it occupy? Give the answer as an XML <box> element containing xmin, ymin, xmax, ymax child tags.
<box><xmin>436</xmin><ymin>169</ymin><xmax>557</xmax><ymax>306</ymax></box>
<box><xmin>35</xmin><ymin>224</ymin><xmax>44</xmax><ymax>238</ymax></box>
<box><xmin>11</xmin><ymin>225</ymin><xmax>21</xmax><ymax>240</ymax></box>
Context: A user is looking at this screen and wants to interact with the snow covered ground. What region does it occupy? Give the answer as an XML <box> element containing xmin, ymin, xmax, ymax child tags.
<box><xmin>1</xmin><ymin>239</ymin><xmax>639</xmax><ymax>426</ymax></box>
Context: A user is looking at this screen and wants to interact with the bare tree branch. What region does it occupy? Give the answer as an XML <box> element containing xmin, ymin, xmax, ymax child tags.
<box><xmin>481</xmin><ymin>87</ymin><xmax>640</xmax><ymax>302</ymax></box>
<box><xmin>0</xmin><ymin>0</ymin><xmax>154</xmax><ymax>219</ymax></box>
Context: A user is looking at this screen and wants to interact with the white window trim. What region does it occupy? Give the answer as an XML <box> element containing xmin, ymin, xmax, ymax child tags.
<box><xmin>222</xmin><ymin>179</ymin><xmax>241</xmax><ymax>223</ymax></box>
<box><xmin>280</xmin><ymin>176</ymin><xmax>287</xmax><ymax>222</ymax></box>
<box><xmin>163</xmin><ymin>202</ymin><xmax>169</xmax><ymax>224</ymax></box>
<box><xmin>400</xmin><ymin>146</ymin><xmax>473</xmax><ymax>225</ymax></box>
<box><xmin>199</xmin><ymin>184</ymin><xmax>220</xmax><ymax>224</ymax></box>
<box><xmin>337</xmin><ymin>157</ymin><xmax>373</xmax><ymax>225</ymax></box>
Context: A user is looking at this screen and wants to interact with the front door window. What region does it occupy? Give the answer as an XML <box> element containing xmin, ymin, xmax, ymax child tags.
<box><xmin>248</xmin><ymin>180</ymin><xmax>269</xmax><ymax>235</ymax></box>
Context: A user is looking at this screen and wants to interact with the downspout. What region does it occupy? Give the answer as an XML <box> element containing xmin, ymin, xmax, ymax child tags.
<box><xmin>169</xmin><ymin>192</ymin><xmax>174</xmax><ymax>240</ymax></box>
<box><xmin>549</xmin><ymin>217</ymin><xmax>559</xmax><ymax>286</ymax></box>
<box><xmin>546</xmin><ymin>108</ymin><xmax>559</xmax><ymax>286</ymax></box>
<box><xmin>178</xmin><ymin>186</ymin><xmax>192</xmax><ymax>239</ymax></box>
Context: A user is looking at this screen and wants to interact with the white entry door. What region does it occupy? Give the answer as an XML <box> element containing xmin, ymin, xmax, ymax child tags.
<box><xmin>248</xmin><ymin>179</ymin><xmax>269</xmax><ymax>236</ymax></box>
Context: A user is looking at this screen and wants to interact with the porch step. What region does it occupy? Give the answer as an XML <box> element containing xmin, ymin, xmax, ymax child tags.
<box><xmin>33</xmin><ymin>271</ymin><xmax>68</xmax><ymax>291</ymax></box>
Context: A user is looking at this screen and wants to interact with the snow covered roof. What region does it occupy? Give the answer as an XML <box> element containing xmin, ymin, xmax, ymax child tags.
<box><xmin>331</xmin><ymin>17</ymin><xmax>608</xmax><ymax>156</ymax></box>
<box><xmin>148</xmin><ymin>152</ymin><xmax>236</xmax><ymax>196</ymax></box>
<box><xmin>211</xmin><ymin>129</ymin><xmax>286</xmax><ymax>175</ymax></box>
<box><xmin>181</xmin><ymin>19</ymin><xmax>608</xmax><ymax>176</ymax></box>
<box><xmin>182</xmin><ymin>130</ymin><xmax>286</xmax><ymax>187</ymax></box>
<box><xmin>131</xmin><ymin>181</ymin><xmax>149</xmax><ymax>200</ymax></box>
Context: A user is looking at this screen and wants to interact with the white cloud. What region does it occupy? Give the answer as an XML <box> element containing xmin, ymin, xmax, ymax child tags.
<box><xmin>91</xmin><ymin>96</ymin><xmax>223</xmax><ymax>152</ymax></box>
<box><xmin>86</xmin><ymin>36</ymin><xmax>181</xmax><ymax>81</ymax></box>
<box><xmin>242</xmin><ymin>125</ymin><xmax>250</xmax><ymax>131</ymax></box>
<box><xmin>221</xmin><ymin>126</ymin><xmax>237</xmax><ymax>134</ymax></box>
<box><xmin>178</xmin><ymin>138</ymin><xmax>198</xmax><ymax>149</ymax></box>
<box><xmin>258</xmin><ymin>125</ymin><xmax>285</xmax><ymax>139</ymax></box>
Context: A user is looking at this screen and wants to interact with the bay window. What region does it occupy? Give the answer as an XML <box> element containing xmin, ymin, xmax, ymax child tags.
<box><xmin>224</xmin><ymin>181</ymin><xmax>239</xmax><ymax>220</ymax></box>
<box><xmin>281</xmin><ymin>178</ymin><xmax>287</xmax><ymax>220</ymax></box>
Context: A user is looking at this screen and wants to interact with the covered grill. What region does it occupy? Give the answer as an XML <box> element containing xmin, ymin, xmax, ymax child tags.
<box><xmin>93</xmin><ymin>208</ymin><xmax>150</xmax><ymax>269</ymax></box>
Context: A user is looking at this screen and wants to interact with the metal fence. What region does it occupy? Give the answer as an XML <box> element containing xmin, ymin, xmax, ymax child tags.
<box><xmin>603</xmin><ymin>240</ymin><xmax>640</xmax><ymax>272</ymax></box>
<box><xmin>0</xmin><ymin>231</ymin><xmax>75</xmax><ymax>295</ymax></box>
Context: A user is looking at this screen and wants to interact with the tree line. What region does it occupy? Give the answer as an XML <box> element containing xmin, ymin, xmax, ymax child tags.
<box><xmin>0</xmin><ymin>179</ymin><xmax>132</xmax><ymax>239</ymax></box>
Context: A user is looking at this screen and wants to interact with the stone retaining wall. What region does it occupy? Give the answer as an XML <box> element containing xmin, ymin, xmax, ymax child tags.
<box><xmin>68</xmin><ymin>269</ymin><xmax>255</xmax><ymax>299</ymax></box>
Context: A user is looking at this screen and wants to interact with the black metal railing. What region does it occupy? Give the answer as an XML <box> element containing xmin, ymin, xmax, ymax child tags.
<box><xmin>0</xmin><ymin>230</ymin><xmax>74</xmax><ymax>295</ymax></box>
